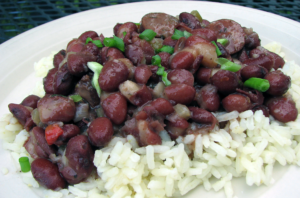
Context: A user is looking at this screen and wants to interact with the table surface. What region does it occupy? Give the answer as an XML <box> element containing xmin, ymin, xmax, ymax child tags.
<box><xmin>1</xmin><ymin>0</ymin><xmax>299</xmax><ymax>44</ymax></box>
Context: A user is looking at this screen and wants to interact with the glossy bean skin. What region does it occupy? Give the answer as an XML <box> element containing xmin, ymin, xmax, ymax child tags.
<box><xmin>54</xmin><ymin>124</ymin><xmax>80</xmax><ymax>146</ymax></box>
<box><xmin>266</xmin><ymin>97</ymin><xmax>298</xmax><ymax>123</ymax></box>
<box><xmin>236</xmin><ymin>88</ymin><xmax>264</xmax><ymax>105</ymax></box>
<box><xmin>75</xmin><ymin>75</ymin><xmax>100</xmax><ymax>108</ymax></box>
<box><xmin>131</xmin><ymin>35</ymin><xmax>155</xmax><ymax>64</ymax></box>
<box><xmin>163</xmin><ymin>36</ymin><xmax>178</xmax><ymax>47</ymax></box>
<box><xmin>167</xmin><ymin>69</ymin><xmax>194</xmax><ymax>86</ymax></box>
<box><xmin>166</xmin><ymin>113</ymin><xmax>189</xmax><ymax>138</ymax></box>
<box><xmin>134</xmin><ymin>65</ymin><xmax>152</xmax><ymax>84</ymax></box>
<box><xmin>251</xmin><ymin>104</ymin><xmax>269</xmax><ymax>117</ymax></box>
<box><xmin>81</xmin><ymin>43</ymin><xmax>99</xmax><ymax>56</ymax></box>
<box><xmin>195</xmin><ymin>85</ymin><xmax>220</xmax><ymax>112</ymax></box>
<box><xmin>116</xmin><ymin>22</ymin><xmax>138</xmax><ymax>44</ymax></box>
<box><xmin>55</xmin><ymin>63</ymin><xmax>74</xmax><ymax>95</ymax></box>
<box><xmin>67</xmin><ymin>53</ymin><xmax>96</xmax><ymax>76</ymax></box>
<box><xmin>37</xmin><ymin>95</ymin><xmax>76</xmax><ymax>123</ymax></box>
<box><xmin>170</xmin><ymin>51</ymin><xmax>194</xmax><ymax>70</ymax></box>
<box><xmin>67</xmin><ymin>39</ymin><xmax>84</xmax><ymax>53</ymax></box>
<box><xmin>211</xmin><ymin>70</ymin><xmax>239</xmax><ymax>95</ymax></box>
<box><xmin>164</xmin><ymin>84</ymin><xmax>195</xmax><ymax>105</ymax></box>
<box><xmin>196</xmin><ymin>68</ymin><xmax>212</xmax><ymax>85</ymax></box>
<box><xmin>44</xmin><ymin>68</ymin><xmax>58</xmax><ymax>94</ymax></box>
<box><xmin>240</xmin><ymin>65</ymin><xmax>268</xmax><ymax>81</ymax></box>
<box><xmin>87</xmin><ymin>117</ymin><xmax>114</xmax><ymax>147</ymax></box>
<box><xmin>24</xmin><ymin>127</ymin><xmax>56</xmax><ymax>159</ymax></box>
<box><xmin>78</xmin><ymin>31</ymin><xmax>98</xmax><ymax>42</ymax></box>
<box><xmin>60</xmin><ymin>135</ymin><xmax>94</xmax><ymax>184</ymax></box>
<box><xmin>188</xmin><ymin>107</ymin><xmax>218</xmax><ymax>129</ymax></box>
<box><xmin>31</xmin><ymin>158</ymin><xmax>66</xmax><ymax>190</ymax></box>
<box><xmin>158</xmin><ymin>52</ymin><xmax>171</xmax><ymax>69</ymax></box>
<box><xmin>222</xmin><ymin>93</ymin><xmax>251</xmax><ymax>112</ymax></box>
<box><xmin>191</xmin><ymin>28</ymin><xmax>217</xmax><ymax>41</ymax></box>
<box><xmin>244</xmin><ymin>30</ymin><xmax>260</xmax><ymax>49</ymax></box>
<box><xmin>141</xmin><ymin>13</ymin><xmax>179</xmax><ymax>38</ymax></box>
<box><xmin>151</xmin><ymin>98</ymin><xmax>174</xmax><ymax>116</ymax></box>
<box><xmin>179</xmin><ymin>12</ymin><xmax>201</xmax><ymax>29</ymax></box>
<box><xmin>125</xmin><ymin>44</ymin><xmax>146</xmax><ymax>66</ymax></box>
<box><xmin>8</xmin><ymin>103</ymin><xmax>35</xmax><ymax>131</ymax></box>
<box><xmin>249</xmin><ymin>47</ymin><xmax>285</xmax><ymax>70</ymax></box>
<box><xmin>100</xmin><ymin>47</ymin><xmax>125</xmax><ymax>65</ymax></box>
<box><xmin>99</xmin><ymin>59</ymin><xmax>129</xmax><ymax>92</ymax></box>
<box><xmin>242</xmin><ymin>55</ymin><xmax>273</xmax><ymax>71</ymax></box>
<box><xmin>53</xmin><ymin>50</ymin><xmax>66</xmax><ymax>68</ymax></box>
<box><xmin>102</xmin><ymin>93</ymin><xmax>127</xmax><ymax>125</ymax></box>
<box><xmin>21</xmin><ymin>95</ymin><xmax>40</xmax><ymax>109</ymax></box>
<box><xmin>264</xmin><ymin>70</ymin><xmax>291</xmax><ymax>96</ymax></box>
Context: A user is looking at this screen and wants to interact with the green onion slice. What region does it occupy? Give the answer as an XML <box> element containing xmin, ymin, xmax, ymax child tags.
<box><xmin>171</xmin><ymin>29</ymin><xmax>184</xmax><ymax>40</ymax></box>
<box><xmin>69</xmin><ymin>95</ymin><xmax>82</xmax><ymax>102</ymax></box>
<box><xmin>244</xmin><ymin>77</ymin><xmax>270</xmax><ymax>92</ymax></box>
<box><xmin>19</xmin><ymin>157</ymin><xmax>30</xmax><ymax>172</ymax></box>
<box><xmin>123</xmin><ymin>31</ymin><xmax>127</xmax><ymax>37</ymax></box>
<box><xmin>156</xmin><ymin>45</ymin><xmax>174</xmax><ymax>54</ymax></box>
<box><xmin>85</xmin><ymin>37</ymin><xmax>103</xmax><ymax>48</ymax></box>
<box><xmin>157</xmin><ymin>67</ymin><xmax>165</xmax><ymax>75</ymax></box>
<box><xmin>87</xmin><ymin>62</ymin><xmax>104</xmax><ymax>97</ymax></box>
<box><xmin>151</xmin><ymin>55</ymin><xmax>162</xmax><ymax>66</ymax></box>
<box><xmin>139</xmin><ymin>29</ymin><xmax>157</xmax><ymax>41</ymax></box>
<box><xmin>211</xmin><ymin>41</ymin><xmax>222</xmax><ymax>56</ymax></box>
<box><xmin>191</xmin><ymin>10</ymin><xmax>203</xmax><ymax>22</ymax></box>
<box><xmin>217</xmin><ymin>58</ymin><xmax>242</xmax><ymax>72</ymax></box>
<box><xmin>217</xmin><ymin>38</ymin><xmax>229</xmax><ymax>46</ymax></box>
<box><xmin>103</xmin><ymin>36</ymin><xmax>125</xmax><ymax>52</ymax></box>
<box><xmin>162</xmin><ymin>71</ymin><xmax>171</xmax><ymax>86</ymax></box>
<box><xmin>183</xmin><ymin>31</ymin><xmax>192</xmax><ymax>38</ymax></box>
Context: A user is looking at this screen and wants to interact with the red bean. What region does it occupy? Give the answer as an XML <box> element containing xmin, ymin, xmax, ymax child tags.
<box><xmin>125</xmin><ymin>44</ymin><xmax>145</xmax><ymax>66</ymax></box>
<box><xmin>167</xmin><ymin>69</ymin><xmax>194</xmax><ymax>86</ymax></box>
<box><xmin>151</xmin><ymin>98</ymin><xmax>174</xmax><ymax>116</ymax></box>
<box><xmin>184</xmin><ymin>35</ymin><xmax>208</xmax><ymax>48</ymax></box>
<box><xmin>195</xmin><ymin>85</ymin><xmax>220</xmax><ymax>112</ymax></box>
<box><xmin>116</xmin><ymin>22</ymin><xmax>138</xmax><ymax>44</ymax></box>
<box><xmin>31</xmin><ymin>127</ymin><xmax>56</xmax><ymax>158</ymax></box>
<box><xmin>55</xmin><ymin>63</ymin><xmax>74</xmax><ymax>95</ymax></box>
<box><xmin>31</xmin><ymin>158</ymin><xmax>66</xmax><ymax>190</ymax></box>
<box><xmin>164</xmin><ymin>84</ymin><xmax>195</xmax><ymax>105</ymax></box>
<box><xmin>158</xmin><ymin>52</ymin><xmax>171</xmax><ymax>69</ymax></box>
<box><xmin>21</xmin><ymin>95</ymin><xmax>40</xmax><ymax>109</ymax></box>
<box><xmin>53</xmin><ymin>50</ymin><xmax>66</xmax><ymax>68</ymax></box>
<box><xmin>179</xmin><ymin>12</ymin><xmax>201</xmax><ymax>29</ymax></box>
<box><xmin>87</xmin><ymin>117</ymin><xmax>114</xmax><ymax>147</ymax></box>
<box><xmin>163</xmin><ymin>36</ymin><xmax>178</xmax><ymax>47</ymax></box>
<box><xmin>61</xmin><ymin>135</ymin><xmax>94</xmax><ymax>184</ymax></box>
<box><xmin>75</xmin><ymin>75</ymin><xmax>100</xmax><ymax>108</ymax></box>
<box><xmin>44</xmin><ymin>68</ymin><xmax>58</xmax><ymax>94</ymax></box>
<box><xmin>99</xmin><ymin>59</ymin><xmax>129</xmax><ymax>92</ymax></box>
<box><xmin>54</xmin><ymin>124</ymin><xmax>80</xmax><ymax>146</ymax></box>
<box><xmin>241</xmin><ymin>65</ymin><xmax>268</xmax><ymax>81</ymax></box>
<box><xmin>251</xmin><ymin>104</ymin><xmax>269</xmax><ymax>117</ymax></box>
<box><xmin>100</xmin><ymin>47</ymin><xmax>125</xmax><ymax>65</ymax></box>
<box><xmin>266</xmin><ymin>97</ymin><xmax>298</xmax><ymax>123</ymax></box>
<box><xmin>196</xmin><ymin>68</ymin><xmax>212</xmax><ymax>85</ymax></box>
<box><xmin>222</xmin><ymin>93</ymin><xmax>251</xmax><ymax>112</ymax></box>
<box><xmin>236</xmin><ymin>89</ymin><xmax>264</xmax><ymax>105</ymax></box>
<box><xmin>166</xmin><ymin>113</ymin><xmax>189</xmax><ymax>138</ymax></box>
<box><xmin>191</xmin><ymin>28</ymin><xmax>217</xmax><ymax>41</ymax></box>
<box><xmin>37</xmin><ymin>95</ymin><xmax>76</xmax><ymax>123</ymax></box>
<box><xmin>242</xmin><ymin>55</ymin><xmax>273</xmax><ymax>71</ymax></box>
<box><xmin>170</xmin><ymin>51</ymin><xmax>194</xmax><ymax>70</ymax></box>
<box><xmin>102</xmin><ymin>93</ymin><xmax>127</xmax><ymax>125</ymax></box>
<box><xmin>67</xmin><ymin>39</ymin><xmax>84</xmax><ymax>53</ymax></box>
<box><xmin>245</xmin><ymin>31</ymin><xmax>260</xmax><ymax>49</ymax></box>
<box><xmin>188</xmin><ymin>107</ymin><xmax>218</xmax><ymax>129</ymax></box>
<box><xmin>67</xmin><ymin>52</ymin><xmax>96</xmax><ymax>76</ymax></box>
<box><xmin>8</xmin><ymin>103</ymin><xmax>35</xmax><ymax>131</ymax></box>
<box><xmin>134</xmin><ymin>65</ymin><xmax>152</xmax><ymax>84</ymax></box>
<box><xmin>141</xmin><ymin>13</ymin><xmax>179</xmax><ymax>38</ymax></box>
<box><xmin>264</xmin><ymin>70</ymin><xmax>291</xmax><ymax>96</ymax></box>
<box><xmin>131</xmin><ymin>85</ymin><xmax>153</xmax><ymax>106</ymax></box>
<box><xmin>211</xmin><ymin>70</ymin><xmax>239</xmax><ymax>95</ymax></box>
<box><xmin>113</xmin><ymin>23</ymin><xmax>122</xmax><ymax>36</ymax></box>
<box><xmin>78</xmin><ymin>31</ymin><xmax>98</xmax><ymax>42</ymax></box>
<box><xmin>81</xmin><ymin>42</ymin><xmax>99</xmax><ymax>56</ymax></box>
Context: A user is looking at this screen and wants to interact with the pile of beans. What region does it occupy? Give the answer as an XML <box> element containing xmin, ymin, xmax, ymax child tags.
<box><xmin>7</xmin><ymin>11</ymin><xmax>297</xmax><ymax>190</ymax></box>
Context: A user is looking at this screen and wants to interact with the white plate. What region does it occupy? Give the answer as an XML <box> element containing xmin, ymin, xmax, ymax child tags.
<box><xmin>0</xmin><ymin>1</ymin><xmax>300</xmax><ymax>198</ymax></box>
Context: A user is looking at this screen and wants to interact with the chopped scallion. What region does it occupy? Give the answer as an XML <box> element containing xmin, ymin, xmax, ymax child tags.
<box><xmin>123</xmin><ymin>31</ymin><xmax>127</xmax><ymax>37</ymax></box>
<box><xmin>19</xmin><ymin>157</ymin><xmax>30</xmax><ymax>172</ymax></box>
<box><xmin>151</xmin><ymin>55</ymin><xmax>162</xmax><ymax>66</ymax></box>
<box><xmin>217</xmin><ymin>58</ymin><xmax>242</xmax><ymax>72</ymax></box>
<box><xmin>103</xmin><ymin>38</ymin><xmax>116</xmax><ymax>47</ymax></box>
<box><xmin>139</xmin><ymin>29</ymin><xmax>157</xmax><ymax>41</ymax></box>
<box><xmin>113</xmin><ymin>35</ymin><xmax>125</xmax><ymax>52</ymax></box>
<box><xmin>103</xmin><ymin>36</ymin><xmax>125</xmax><ymax>52</ymax></box>
<box><xmin>156</xmin><ymin>45</ymin><xmax>174</xmax><ymax>54</ymax></box>
<box><xmin>87</xmin><ymin>62</ymin><xmax>104</xmax><ymax>97</ymax></box>
<box><xmin>183</xmin><ymin>31</ymin><xmax>192</xmax><ymax>38</ymax></box>
<box><xmin>162</xmin><ymin>71</ymin><xmax>171</xmax><ymax>86</ymax></box>
<box><xmin>85</xmin><ymin>37</ymin><xmax>103</xmax><ymax>48</ymax></box>
<box><xmin>157</xmin><ymin>67</ymin><xmax>165</xmax><ymax>75</ymax></box>
<box><xmin>69</xmin><ymin>95</ymin><xmax>82</xmax><ymax>102</ymax></box>
<box><xmin>217</xmin><ymin>38</ymin><xmax>229</xmax><ymax>46</ymax></box>
<box><xmin>171</xmin><ymin>29</ymin><xmax>184</xmax><ymax>40</ymax></box>
<box><xmin>244</xmin><ymin>77</ymin><xmax>270</xmax><ymax>92</ymax></box>
<box><xmin>211</xmin><ymin>41</ymin><xmax>222</xmax><ymax>56</ymax></box>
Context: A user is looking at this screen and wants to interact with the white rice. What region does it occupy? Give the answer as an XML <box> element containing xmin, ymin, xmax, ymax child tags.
<box><xmin>1</xmin><ymin>42</ymin><xmax>300</xmax><ymax>198</ymax></box>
